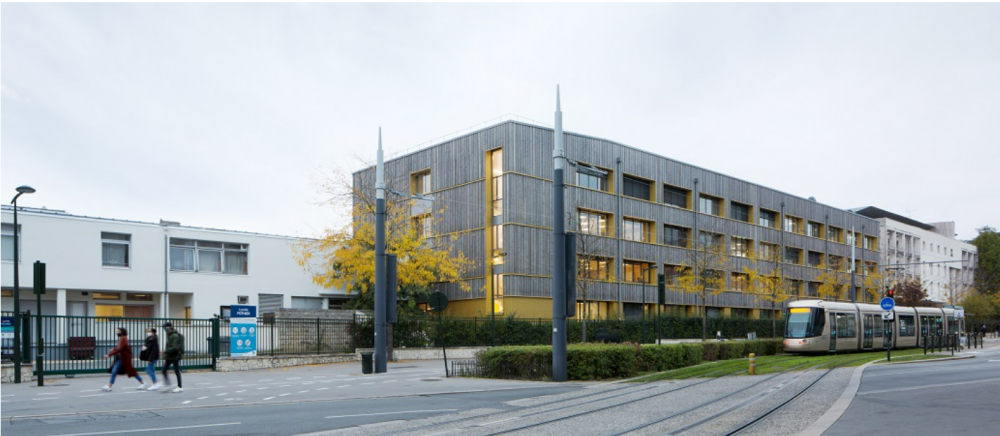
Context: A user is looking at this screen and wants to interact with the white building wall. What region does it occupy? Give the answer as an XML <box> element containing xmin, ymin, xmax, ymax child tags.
<box><xmin>875</xmin><ymin>217</ymin><xmax>976</xmax><ymax>304</ymax></box>
<box><xmin>2</xmin><ymin>207</ymin><xmax>342</xmax><ymax>319</ymax></box>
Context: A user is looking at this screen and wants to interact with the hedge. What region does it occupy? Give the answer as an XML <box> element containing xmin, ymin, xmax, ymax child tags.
<box><xmin>479</xmin><ymin>339</ymin><xmax>783</xmax><ymax>381</ymax></box>
<box><xmin>353</xmin><ymin>315</ymin><xmax>780</xmax><ymax>349</ymax></box>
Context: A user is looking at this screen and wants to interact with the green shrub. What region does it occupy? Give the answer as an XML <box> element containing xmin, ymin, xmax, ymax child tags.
<box><xmin>567</xmin><ymin>344</ymin><xmax>638</xmax><ymax>380</ymax></box>
<box><xmin>637</xmin><ymin>343</ymin><xmax>703</xmax><ymax>372</ymax></box>
<box><xmin>480</xmin><ymin>345</ymin><xmax>552</xmax><ymax>380</ymax></box>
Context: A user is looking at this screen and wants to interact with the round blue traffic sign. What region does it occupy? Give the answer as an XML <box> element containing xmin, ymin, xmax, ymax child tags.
<box><xmin>880</xmin><ymin>297</ymin><xmax>895</xmax><ymax>311</ymax></box>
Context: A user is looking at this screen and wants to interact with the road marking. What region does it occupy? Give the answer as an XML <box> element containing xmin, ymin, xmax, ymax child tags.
<box><xmin>38</xmin><ymin>392</ymin><xmax>61</xmax><ymax>395</ymax></box>
<box><xmin>182</xmin><ymin>401</ymin><xmax>191</xmax><ymax>405</ymax></box>
<box><xmin>383</xmin><ymin>380</ymin><xmax>397</xmax><ymax>383</ymax></box>
<box><xmin>479</xmin><ymin>417</ymin><xmax>517</xmax><ymax>426</ymax></box>
<box><xmin>207</xmin><ymin>386</ymin><xmax>225</xmax><ymax>389</ymax></box>
<box><xmin>235</xmin><ymin>390</ymin><xmax>247</xmax><ymax>393</ymax></box>
<box><xmin>257</xmin><ymin>387</ymin><xmax>269</xmax><ymax>390</ymax></box>
<box><xmin>197</xmin><ymin>396</ymin><xmax>209</xmax><ymax>400</ymax></box>
<box><xmin>279</xmin><ymin>393</ymin><xmax>290</xmax><ymax>397</ymax></box>
<box><xmin>278</xmin><ymin>385</ymin><xmax>291</xmax><ymax>388</ymax></box>
<box><xmin>217</xmin><ymin>393</ymin><xmax>228</xmax><ymax>396</ymax></box>
<box><xmin>196</xmin><ymin>383</ymin><xmax>212</xmax><ymax>385</ymax></box>
<box><xmin>298</xmin><ymin>391</ymin><xmax>309</xmax><ymax>394</ymax></box>
<box><xmin>237</xmin><ymin>384</ymin><xmax>255</xmax><ymax>387</ymax></box>
<box><xmin>859</xmin><ymin>377</ymin><xmax>1000</xmax><ymax>396</ymax></box>
<box><xmin>361</xmin><ymin>382</ymin><xmax>374</xmax><ymax>385</ymax></box>
<box><xmin>325</xmin><ymin>409</ymin><xmax>458</xmax><ymax>419</ymax></box>
<box><xmin>316</xmin><ymin>388</ymin><xmax>329</xmax><ymax>391</ymax></box>
<box><xmin>286</xmin><ymin>377</ymin><xmax>301</xmax><ymax>380</ymax></box>
<box><xmin>337</xmin><ymin>385</ymin><xmax>350</xmax><ymax>388</ymax></box>
<box><xmin>259</xmin><ymin>379</ymin><xmax>273</xmax><ymax>382</ymax></box>
<box><xmin>224</xmin><ymin>398</ymin><xmax>234</xmax><ymax>401</ymax></box>
<box><xmin>80</xmin><ymin>390</ymin><xmax>101</xmax><ymax>393</ymax></box>
<box><xmin>263</xmin><ymin>397</ymin><xmax>275</xmax><ymax>401</ymax></box>
<box><xmin>33</xmin><ymin>398</ymin><xmax>59</xmax><ymax>401</ymax></box>
<box><xmin>989</xmin><ymin>360</ymin><xmax>1000</xmax><ymax>362</ymax></box>
<box><xmin>44</xmin><ymin>422</ymin><xmax>240</xmax><ymax>436</ymax></box>
<box><xmin>80</xmin><ymin>394</ymin><xmax>106</xmax><ymax>398</ymax></box>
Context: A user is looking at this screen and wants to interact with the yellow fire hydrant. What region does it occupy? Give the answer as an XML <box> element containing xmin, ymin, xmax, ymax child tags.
<box><xmin>749</xmin><ymin>353</ymin><xmax>756</xmax><ymax>375</ymax></box>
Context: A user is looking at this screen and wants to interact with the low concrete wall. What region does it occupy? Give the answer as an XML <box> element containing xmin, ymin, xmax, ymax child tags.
<box><xmin>1</xmin><ymin>363</ymin><xmax>35</xmax><ymax>383</ymax></box>
<box><xmin>357</xmin><ymin>347</ymin><xmax>487</xmax><ymax>361</ymax></box>
<box><xmin>216</xmin><ymin>354</ymin><xmax>357</xmax><ymax>372</ymax></box>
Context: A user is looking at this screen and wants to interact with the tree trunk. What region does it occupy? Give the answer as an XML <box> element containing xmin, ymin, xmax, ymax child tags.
<box><xmin>582</xmin><ymin>295</ymin><xmax>588</xmax><ymax>343</ymax></box>
<box><xmin>701</xmin><ymin>291</ymin><xmax>707</xmax><ymax>342</ymax></box>
<box><xmin>771</xmin><ymin>300</ymin><xmax>777</xmax><ymax>338</ymax></box>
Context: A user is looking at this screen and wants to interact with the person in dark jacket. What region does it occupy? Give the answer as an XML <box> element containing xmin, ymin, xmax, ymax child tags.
<box><xmin>103</xmin><ymin>327</ymin><xmax>146</xmax><ymax>391</ymax></box>
<box><xmin>141</xmin><ymin>327</ymin><xmax>161</xmax><ymax>390</ymax></box>
<box><xmin>161</xmin><ymin>322</ymin><xmax>185</xmax><ymax>393</ymax></box>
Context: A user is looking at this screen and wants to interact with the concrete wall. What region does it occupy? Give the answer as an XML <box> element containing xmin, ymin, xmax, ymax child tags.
<box><xmin>216</xmin><ymin>354</ymin><xmax>356</xmax><ymax>372</ymax></box>
<box><xmin>1</xmin><ymin>363</ymin><xmax>34</xmax><ymax>383</ymax></box>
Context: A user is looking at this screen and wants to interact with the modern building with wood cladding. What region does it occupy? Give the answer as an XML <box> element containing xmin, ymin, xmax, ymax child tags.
<box><xmin>353</xmin><ymin>120</ymin><xmax>882</xmax><ymax>319</ymax></box>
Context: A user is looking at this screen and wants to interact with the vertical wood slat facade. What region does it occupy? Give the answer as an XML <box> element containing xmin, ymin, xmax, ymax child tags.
<box><xmin>354</xmin><ymin>120</ymin><xmax>881</xmax><ymax>314</ymax></box>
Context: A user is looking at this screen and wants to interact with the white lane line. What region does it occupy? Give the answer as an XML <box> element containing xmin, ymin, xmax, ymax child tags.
<box><xmin>216</xmin><ymin>393</ymin><xmax>228</xmax><ymax>396</ymax></box>
<box><xmin>361</xmin><ymin>382</ymin><xmax>374</xmax><ymax>385</ymax></box>
<box><xmin>259</xmin><ymin>379</ymin><xmax>273</xmax><ymax>382</ymax></box>
<box><xmin>989</xmin><ymin>359</ymin><xmax>1000</xmax><ymax>362</ymax></box>
<box><xmin>382</xmin><ymin>380</ymin><xmax>397</xmax><ymax>383</ymax></box>
<box><xmin>33</xmin><ymin>398</ymin><xmax>59</xmax><ymax>401</ymax></box>
<box><xmin>197</xmin><ymin>396</ymin><xmax>209</xmax><ymax>400</ymax></box>
<box><xmin>278</xmin><ymin>385</ymin><xmax>291</xmax><ymax>388</ymax></box>
<box><xmin>298</xmin><ymin>390</ymin><xmax>309</xmax><ymax>394</ymax></box>
<box><xmin>337</xmin><ymin>385</ymin><xmax>350</xmax><ymax>388</ymax></box>
<box><xmin>237</xmin><ymin>384</ymin><xmax>255</xmax><ymax>387</ymax></box>
<box><xmin>316</xmin><ymin>388</ymin><xmax>329</xmax><ymax>391</ymax></box>
<box><xmin>279</xmin><ymin>393</ymin><xmax>290</xmax><ymax>397</ymax></box>
<box><xmin>38</xmin><ymin>392</ymin><xmax>61</xmax><ymax>395</ymax></box>
<box><xmin>80</xmin><ymin>394</ymin><xmax>106</xmax><ymax>398</ymax></box>
<box><xmin>286</xmin><ymin>377</ymin><xmax>301</xmax><ymax>380</ymax></box>
<box><xmin>182</xmin><ymin>401</ymin><xmax>191</xmax><ymax>405</ymax></box>
<box><xmin>859</xmin><ymin>377</ymin><xmax>1000</xmax><ymax>396</ymax></box>
<box><xmin>235</xmin><ymin>390</ymin><xmax>247</xmax><ymax>393</ymax></box>
<box><xmin>44</xmin><ymin>422</ymin><xmax>241</xmax><ymax>436</ymax></box>
<box><xmin>325</xmin><ymin>409</ymin><xmax>458</xmax><ymax>419</ymax></box>
<box><xmin>263</xmin><ymin>397</ymin><xmax>275</xmax><ymax>401</ymax></box>
<box><xmin>224</xmin><ymin>398</ymin><xmax>234</xmax><ymax>401</ymax></box>
<box><xmin>207</xmin><ymin>386</ymin><xmax>225</xmax><ymax>389</ymax></box>
<box><xmin>257</xmin><ymin>387</ymin><xmax>269</xmax><ymax>390</ymax></box>
<box><xmin>196</xmin><ymin>383</ymin><xmax>212</xmax><ymax>385</ymax></box>
<box><xmin>80</xmin><ymin>389</ymin><xmax>101</xmax><ymax>393</ymax></box>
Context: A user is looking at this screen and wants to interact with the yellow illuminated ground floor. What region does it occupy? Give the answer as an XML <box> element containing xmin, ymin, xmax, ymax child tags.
<box><xmin>440</xmin><ymin>296</ymin><xmax>783</xmax><ymax>320</ymax></box>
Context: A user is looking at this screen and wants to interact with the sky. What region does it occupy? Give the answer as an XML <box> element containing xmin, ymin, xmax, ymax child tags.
<box><xmin>2</xmin><ymin>3</ymin><xmax>998</xmax><ymax>241</ymax></box>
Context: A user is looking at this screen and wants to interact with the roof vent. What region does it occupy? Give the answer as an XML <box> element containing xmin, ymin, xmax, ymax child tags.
<box><xmin>808</xmin><ymin>196</ymin><xmax>817</xmax><ymax>202</ymax></box>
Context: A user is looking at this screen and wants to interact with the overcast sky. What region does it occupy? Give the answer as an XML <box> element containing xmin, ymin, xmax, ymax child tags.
<box><xmin>3</xmin><ymin>3</ymin><xmax>998</xmax><ymax>241</ymax></box>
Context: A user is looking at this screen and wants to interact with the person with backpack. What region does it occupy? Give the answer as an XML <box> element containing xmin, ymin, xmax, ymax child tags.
<box><xmin>140</xmin><ymin>327</ymin><xmax>161</xmax><ymax>390</ymax></box>
<box><xmin>102</xmin><ymin>327</ymin><xmax>146</xmax><ymax>391</ymax></box>
<box><xmin>161</xmin><ymin>322</ymin><xmax>185</xmax><ymax>393</ymax></box>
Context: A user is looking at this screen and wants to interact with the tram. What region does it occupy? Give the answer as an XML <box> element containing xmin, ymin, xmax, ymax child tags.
<box><xmin>783</xmin><ymin>300</ymin><xmax>963</xmax><ymax>353</ymax></box>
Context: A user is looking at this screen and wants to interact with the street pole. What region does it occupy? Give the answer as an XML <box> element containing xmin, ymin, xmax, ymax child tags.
<box><xmin>552</xmin><ymin>86</ymin><xmax>568</xmax><ymax>382</ymax></box>
<box><xmin>850</xmin><ymin>225</ymin><xmax>856</xmax><ymax>303</ymax></box>
<box><xmin>374</xmin><ymin>128</ymin><xmax>388</xmax><ymax>373</ymax></box>
<box><xmin>10</xmin><ymin>185</ymin><xmax>35</xmax><ymax>384</ymax></box>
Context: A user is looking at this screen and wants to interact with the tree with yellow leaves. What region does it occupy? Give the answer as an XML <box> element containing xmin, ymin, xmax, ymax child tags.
<box><xmin>741</xmin><ymin>247</ymin><xmax>794</xmax><ymax>338</ymax></box>
<box><xmin>294</xmin><ymin>168</ymin><xmax>473</xmax><ymax>311</ymax></box>
<box><xmin>815</xmin><ymin>257</ymin><xmax>851</xmax><ymax>302</ymax></box>
<box><xmin>674</xmin><ymin>231</ymin><xmax>730</xmax><ymax>341</ymax></box>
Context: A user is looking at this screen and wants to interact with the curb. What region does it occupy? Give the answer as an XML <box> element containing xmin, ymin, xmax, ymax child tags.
<box><xmin>797</xmin><ymin>360</ymin><xmax>875</xmax><ymax>436</ymax></box>
<box><xmin>875</xmin><ymin>355</ymin><xmax>975</xmax><ymax>366</ymax></box>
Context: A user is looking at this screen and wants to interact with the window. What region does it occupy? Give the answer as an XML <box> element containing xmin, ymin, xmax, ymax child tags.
<box><xmin>579</xmin><ymin>210</ymin><xmax>609</xmax><ymax>236</ymax></box>
<box><xmin>578</xmin><ymin>255</ymin><xmax>612</xmax><ymax>280</ymax></box>
<box><xmin>836</xmin><ymin>313</ymin><xmax>857</xmax><ymax>338</ymax></box>
<box><xmin>730</xmin><ymin>202</ymin><xmax>751</xmax><ymax>222</ymax></box>
<box><xmin>829</xmin><ymin>255</ymin><xmax>845</xmax><ymax>270</ymax></box>
<box><xmin>623</xmin><ymin>260</ymin><xmax>653</xmax><ymax>283</ymax></box>
<box><xmin>93</xmin><ymin>292</ymin><xmax>121</xmax><ymax>300</ymax></box>
<box><xmin>663</xmin><ymin>265</ymin><xmax>683</xmax><ymax>286</ymax></box>
<box><xmin>662</xmin><ymin>185</ymin><xmax>689</xmax><ymax>208</ymax></box>
<box><xmin>127</xmin><ymin>293</ymin><xmax>153</xmax><ymax>301</ymax></box>
<box><xmin>622</xmin><ymin>175</ymin><xmax>652</xmax><ymax>201</ymax></box>
<box><xmin>807</xmin><ymin>282</ymin><xmax>820</xmax><ymax>297</ymax></box>
<box><xmin>170</xmin><ymin>238</ymin><xmax>248</xmax><ymax>275</ymax></box>
<box><xmin>864</xmin><ymin>236</ymin><xmax>876</xmax><ymax>250</ymax></box>
<box><xmin>491</xmin><ymin>149</ymin><xmax>503</xmax><ymax>216</ymax></box>
<box><xmin>100</xmin><ymin>232</ymin><xmax>131</xmax><ymax>267</ymax></box>
<box><xmin>1</xmin><ymin>223</ymin><xmax>20</xmax><ymax>262</ymax></box>
<box><xmin>731</xmin><ymin>237</ymin><xmax>752</xmax><ymax>257</ymax></box>
<box><xmin>784</xmin><ymin>215</ymin><xmax>802</xmax><ymax>233</ymax></box>
<box><xmin>414</xmin><ymin>215</ymin><xmax>432</xmax><ymax>238</ymax></box>
<box><xmin>731</xmin><ymin>273</ymin><xmax>749</xmax><ymax>292</ymax></box>
<box><xmin>846</xmin><ymin>232</ymin><xmax>856</xmax><ymax>246</ymax></box>
<box><xmin>412</xmin><ymin>170</ymin><xmax>432</xmax><ymax>195</ymax></box>
<box><xmin>576</xmin><ymin>164</ymin><xmax>609</xmax><ymax>191</ymax></box>
<box><xmin>622</xmin><ymin>218</ymin><xmax>652</xmax><ymax>243</ymax></box>
<box><xmin>698</xmin><ymin>194</ymin><xmax>722</xmax><ymax>216</ymax></box>
<box><xmin>759</xmin><ymin>242</ymin><xmax>779</xmax><ymax>261</ymax></box>
<box><xmin>784</xmin><ymin>247</ymin><xmax>802</xmax><ymax>264</ymax></box>
<box><xmin>663</xmin><ymin>225</ymin><xmax>689</xmax><ymax>248</ymax></box>
<box><xmin>806</xmin><ymin>222</ymin><xmax>822</xmax><ymax>238</ymax></box>
<box><xmin>827</xmin><ymin>226</ymin><xmax>842</xmax><ymax>243</ymax></box>
<box><xmin>788</xmin><ymin>280</ymin><xmax>804</xmax><ymax>296</ymax></box>
<box><xmin>493</xmin><ymin>274</ymin><xmax>504</xmax><ymax>315</ymax></box>
<box><xmin>492</xmin><ymin>225</ymin><xmax>504</xmax><ymax>265</ymax></box>
<box><xmin>807</xmin><ymin>251</ymin><xmax>824</xmax><ymax>267</ymax></box>
<box><xmin>95</xmin><ymin>304</ymin><xmax>124</xmax><ymax>318</ymax></box>
<box><xmin>759</xmin><ymin>209</ymin><xmax>777</xmax><ymax>228</ymax></box>
<box><xmin>1</xmin><ymin>290</ymin><xmax>11</xmax><ymax>297</ymax></box>
<box><xmin>698</xmin><ymin>231</ymin><xmax>723</xmax><ymax>250</ymax></box>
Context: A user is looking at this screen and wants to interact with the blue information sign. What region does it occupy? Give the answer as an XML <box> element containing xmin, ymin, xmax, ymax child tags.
<box><xmin>230</xmin><ymin>305</ymin><xmax>257</xmax><ymax>357</ymax></box>
<box><xmin>1</xmin><ymin>317</ymin><xmax>14</xmax><ymax>359</ymax></box>
<box><xmin>880</xmin><ymin>297</ymin><xmax>896</xmax><ymax>311</ymax></box>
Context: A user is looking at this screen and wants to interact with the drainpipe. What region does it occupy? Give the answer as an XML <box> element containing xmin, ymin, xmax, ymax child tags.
<box><xmin>616</xmin><ymin>157</ymin><xmax>622</xmax><ymax>321</ymax></box>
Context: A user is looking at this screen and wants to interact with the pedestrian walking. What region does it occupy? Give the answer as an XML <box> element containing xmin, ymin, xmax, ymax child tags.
<box><xmin>161</xmin><ymin>322</ymin><xmax>185</xmax><ymax>393</ymax></box>
<box><xmin>102</xmin><ymin>327</ymin><xmax>146</xmax><ymax>391</ymax></box>
<box><xmin>141</xmin><ymin>327</ymin><xmax>162</xmax><ymax>391</ymax></box>
<box><xmin>995</xmin><ymin>322</ymin><xmax>999</xmax><ymax>339</ymax></box>
<box><xmin>981</xmin><ymin>324</ymin><xmax>987</xmax><ymax>338</ymax></box>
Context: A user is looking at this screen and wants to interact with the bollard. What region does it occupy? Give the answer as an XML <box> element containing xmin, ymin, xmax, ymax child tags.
<box><xmin>923</xmin><ymin>335</ymin><xmax>927</xmax><ymax>355</ymax></box>
<box><xmin>749</xmin><ymin>353</ymin><xmax>756</xmax><ymax>375</ymax></box>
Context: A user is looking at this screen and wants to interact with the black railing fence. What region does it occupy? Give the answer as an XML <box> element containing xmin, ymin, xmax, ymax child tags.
<box><xmin>218</xmin><ymin>317</ymin><xmax>355</xmax><ymax>357</ymax></box>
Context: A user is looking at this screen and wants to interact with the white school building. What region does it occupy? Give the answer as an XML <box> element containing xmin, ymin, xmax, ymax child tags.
<box><xmin>1</xmin><ymin>205</ymin><xmax>346</xmax><ymax>320</ymax></box>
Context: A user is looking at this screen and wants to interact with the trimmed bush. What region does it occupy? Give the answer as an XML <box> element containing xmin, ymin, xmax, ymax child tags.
<box><xmin>479</xmin><ymin>339</ymin><xmax>782</xmax><ymax>381</ymax></box>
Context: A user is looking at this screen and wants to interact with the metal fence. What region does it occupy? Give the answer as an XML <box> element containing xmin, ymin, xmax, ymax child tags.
<box><xmin>218</xmin><ymin>317</ymin><xmax>355</xmax><ymax>357</ymax></box>
<box><xmin>26</xmin><ymin>314</ymin><xmax>217</xmax><ymax>375</ymax></box>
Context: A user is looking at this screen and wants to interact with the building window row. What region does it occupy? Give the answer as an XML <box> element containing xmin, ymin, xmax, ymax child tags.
<box><xmin>169</xmin><ymin>238</ymin><xmax>249</xmax><ymax>275</ymax></box>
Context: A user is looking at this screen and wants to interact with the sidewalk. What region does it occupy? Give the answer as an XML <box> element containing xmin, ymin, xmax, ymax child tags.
<box><xmin>0</xmin><ymin>359</ymin><xmax>575</xmax><ymax>419</ymax></box>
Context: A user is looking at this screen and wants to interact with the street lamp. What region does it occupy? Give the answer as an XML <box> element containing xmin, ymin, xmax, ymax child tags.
<box><xmin>11</xmin><ymin>185</ymin><xmax>36</xmax><ymax>384</ymax></box>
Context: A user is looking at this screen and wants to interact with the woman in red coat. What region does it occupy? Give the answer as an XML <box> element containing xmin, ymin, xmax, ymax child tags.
<box><xmin>102</xmin><ymin>327</ymin><xmax>146</xmax><ymax>391</ymax></box>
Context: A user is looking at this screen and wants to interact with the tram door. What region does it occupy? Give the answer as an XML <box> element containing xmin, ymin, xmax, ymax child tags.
<box><xmin>919</xmin><ymin>316</ymin><xmax>929</xmax><ymax>346</ymax></box>
<box><xmin>863</xmin><ymin>315</ymin><xmax>874</xmax><ymax>349</ymax></box>
<box><xmin>829</xmin><ymin>313</ymin><xmax>837</xmax><ymax>352</ymax></box>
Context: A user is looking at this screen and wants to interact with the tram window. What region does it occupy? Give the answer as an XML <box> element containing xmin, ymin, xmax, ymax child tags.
<box><xmin>899</xmin><ymin>315</ymin><xmax>915</xmax><ymax>336</ymax></box>
<box><xmin>837</xmin><ymin>314</ymin><xmax>857</xmax><ymax>338</ymax></box>
<box><xmin>874</xmin><ymin>317</ymin><xmax>883</xmax><ymax>337</ymax></box>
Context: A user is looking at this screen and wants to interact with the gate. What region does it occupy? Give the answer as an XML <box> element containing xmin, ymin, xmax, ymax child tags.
<box><xmin>29</xmin><ymin>314</ymin><xmax>217</xmax><ymax>376</ymax></box>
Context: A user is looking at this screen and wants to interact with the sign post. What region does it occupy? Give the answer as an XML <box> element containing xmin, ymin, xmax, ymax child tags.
<box><xmin>229</xmin><ymin>305</ymin><xmax>257</xmax><ymax>357</ymax></box>
<box><xmin>429</xmin><ymin>291</ymin><xmax>449</xmax><ymax>377</ymax></box>
<box><xmin>880</xmin><ymin>297</ymin><xmax>895</xmax><ymax>362</ymax></box>
<box><xmin>34</xmin><ymin>261</ymin><xmax>46</xmax><ymax>386</ymax></box>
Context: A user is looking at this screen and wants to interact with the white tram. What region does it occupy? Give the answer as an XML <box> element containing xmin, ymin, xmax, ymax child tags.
<box><xmin>783</xmin><ymin>300</ymin><xmax>963</xmax><ymax>353</ymax></box>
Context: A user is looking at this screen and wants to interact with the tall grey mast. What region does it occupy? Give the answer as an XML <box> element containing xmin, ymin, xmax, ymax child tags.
<box><xmin>552</xmin><ymin>86</ymin><xmax>568</xmax><ymax>382</ymax></box>
<box><xmin>374</xmin><ymin>127</ymin><xmax>388</xmax><ymax>373</ymax></box>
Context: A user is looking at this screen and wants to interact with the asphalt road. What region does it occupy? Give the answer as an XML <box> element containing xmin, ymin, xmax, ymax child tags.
<box><xmin>1</xmin><ymin>360</ymin><xmax>585</xmax><ymax>436</ymax></box>
<box><xmin>824</xmin><ymin>346</ymin><xmax>1000</xmax><ymax>436</ymax></box>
